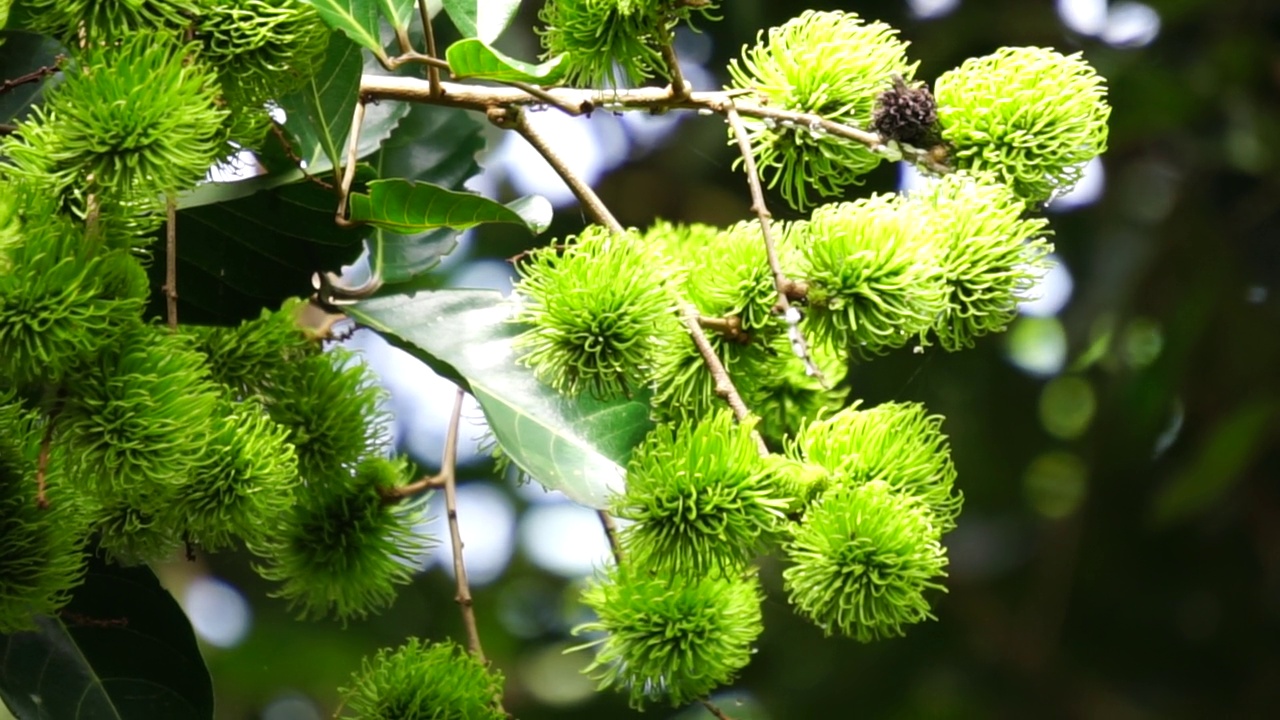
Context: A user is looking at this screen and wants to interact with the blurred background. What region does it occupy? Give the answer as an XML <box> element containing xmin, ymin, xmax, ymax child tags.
<box><xmin>161</xmin><ymin>0</ymin><xmax>1280</xmax><ymax>718</ymax></box>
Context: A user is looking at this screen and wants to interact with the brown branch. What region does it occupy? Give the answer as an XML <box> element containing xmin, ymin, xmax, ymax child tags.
<box><xmin>597</xmin><ymin>510</ymin><xmax>622</xmax><ymax>565</ymax></box>
<box><xmin>164</xmin><ymin>196</ymin><xmax>178</xmax><ymax>330</ymax></box>
<box><xmin>0</xmin><ymin>59</ymin><xmax>63</xmax><ymax>96</ymax></box>
<box><xmin>418</xmin><ymin>0</ymin><xmax>442</xmax><ymax>96</ymax></box>
<box><xmin>34</xmin><ymin>410</ymin><xmax>60</xmax><ymax>510</ymax></box>
<box><xmin>701</xmin><ymin>699</ymin><xmax>736</xmax><ymax>720</ymax></box>
<box><xmin>658</xmin><ymin>12</ymin><xmax>689</xmax><ymax>101</ymax></box>
<box><xmin>334</xmin><ymin>97</ymin><xmax>367</xmax><ymax>227</ymax></box>
<box><xmin>439</xmin><ymin>387</ymin><xmax>485</xmax><ymax>663</ymax></box>
<box><xmin>679</xmin><ymin>301</ymin><xmax>769</xmax><ymax>455</ymax></box>
<box><xmin>723</xmin><ymin>105</ymin><xmax>825</xmax><ymax>384</ymax></box>
<box><xmin>697</xmin><ymin>315</ymin><xmax>750</xmax><ymax>344</ymax></box>
<box><xmin>489</xmin><ymin>106</ymin><xmax>623</xmax><ymax>233</ymax></box>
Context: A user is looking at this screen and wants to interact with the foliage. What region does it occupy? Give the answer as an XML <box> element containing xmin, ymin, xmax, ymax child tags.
<box><xmin>0</xmin><ymin>0</ymin><xmax>1110</xmax><ymax>718</ymax></box>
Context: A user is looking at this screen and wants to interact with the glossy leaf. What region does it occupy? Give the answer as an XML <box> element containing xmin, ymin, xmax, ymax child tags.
<box><xmin>442</xmin><ymin>0</ymin><xmax>522</xmax><ymax>43</ymax></box>
<box><xmin>365</xmin><ymin>103</ymin><xmax>485</xmax><ymax>285</ymax></box>
<box><xmin>181</xmin><ymin>49</ymin><xmax>409</xmax><ymax>211</ymax></box>
<box><xmin>277</xmin><ymin>30</ymin><xmax>363</xmax><ymax>176</ymax></box>
<box><xmin>377</xmin><ymin>0</ymin><xmax>416</xmax><ymax>29</ymax></box>
<box><xmin>445</xmin><ymin>38</ymin><xmax>567</xmax><ymax>84</ymax></box>
<box><xmin>348</xmin><ymin>178</ymin><xmax>551</xmax><ymax>234</ymax></box>
<box><xmin>297</xmin><ymin>0</ymin><xmax>388</xmax><ymax>63</ymax></box>
<box><xmin>0</xmin><ymin>556</ymin><xmax>213</xmax><ymax>720</ymax></box>
<box><xmin>349</xmin><ymin>290</ymin><xmax>653</xmax><ymax>508</ymax></box>
<box><xmin>0</xmin><ymin>30</ymin><xmax>64</xmax><ymax>125</ymax></box>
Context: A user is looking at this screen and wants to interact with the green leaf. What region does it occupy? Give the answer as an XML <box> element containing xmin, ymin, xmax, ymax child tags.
<box><xmin>277</xmin><ymin>30</ymin><xmax>363</xmax><ymax>177</ymax></box>
<box><xmin>349</xmin><ymin>290</ymin><xmax>653</xmax><ymax>508</ymax></box>
<box><xmin>296</xmin><ymin>0</ymin><xmax>388</xmax><ymax>63</ymax></box>
<box><xmin>348</xmin><ymin>178</ymin><xmax>551</xmax><ymax>234</ymax></box>
<box><xmin>442</xmin><ymin>0</ymin><xmax>522</xmax><ymax>43</ymax></box>
<box><xmin>377</xmin><ymin>0</ymin><xmax>415</xmax><ymax>29</ymax></box>
<box><xmin>0</xmin><ymin>30</ymin><xmax>64</xmax><ymax>125</ymax></box>
<box><xmin>151</xmin><ymin>172</ymin><xmax>371</xmax><ymax>325</ymax></box>
<box><xmin>181</xmin><ymin>49</ymin><xmax>409</xmax><ymax>212</ymax></box>
<box><xmin>445</xmin><ymin>38</ymin><xmax>566</xmax><ymax>84</ymax></box>
<box><xmin>366</xmin><ymin>104</ymin><xmax>486</xmax><ymax>285</ymax></box>
<box><xmin>0</xmin><ymin>555</ymin><xmax>213</xmax><ymax>720</ymax></box>
<box><xmin>1152</xmin><ymin>398</ymin><xmax>1278</xmax><ymax>525</ymax></box>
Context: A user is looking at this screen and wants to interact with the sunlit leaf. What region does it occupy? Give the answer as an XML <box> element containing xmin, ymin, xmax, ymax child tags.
<box><xmin>349</xmin><ymin>290</ymin><xmax>653</xmax><ymax>508</ymax></box>
<box><xmin>296</xmin><ymin>0</ymin><xmax>388</xmax><ymax>62</ymax></box>
<box><xmin>445</xmin><ymin>38</ymin><xmax>566</xmax><ymax>84</ymax></box>
<box><xmin>348</xmin><ymin>178</ymin><xmax>551</xmax><ymax>234</ymax></box>
<box><xmin>0</xmin><ymin>556</ymin><xmax>213</xmax><ymax>720</ymax></box>
<box><xmin>377</xmin><ymin>0</ymin><xmax>416</xmax><ymax>29</ymax></box>
<box><xmin>442</xmin><ymin>0</ymin><xmax>522</xmax><ymax>43</ymax></box>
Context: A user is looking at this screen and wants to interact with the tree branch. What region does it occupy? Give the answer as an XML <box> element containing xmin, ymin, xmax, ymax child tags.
<box><xmin>334</xmin><ymin>97</ymin><xmax>367</xmax><ymax>227</ymax></box>
<box><xmin>723</xmin><ymin>105</ymin><xmax>825</xmax><ymax>383</ymax></box>
<box><xmin>164</xmin><ymin>196</ymin><xmax>178</xmax><ymax>330</ymax></box>
<box><xmin>597</xmin><ymin>509</ymin><xmax>622</xmax><ymax>565</ymax></box>
<box><xmin>439</xmin><ymin>387</ymin><xmax>485</xmax><ymax>663</ymax></box>
<box><xmin>489</xmin><ymin>105</ymin><xmax>624</xmax><ymax>233</ymax></box>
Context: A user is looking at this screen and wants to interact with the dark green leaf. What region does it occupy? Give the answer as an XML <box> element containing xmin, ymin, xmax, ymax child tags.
<box><xmin>296</xmin><ymin>0</ymin><xmax>388</xmax><ymax>63</ymax></box>
<box><xmin>365</xmin><ymin>103</ymin><xmax>485</xmax><ymax>285</ymax></box>
<box><xmin>1152</xmin><ymin>398</ymin><xmax>1277</xmax><ymax>525</ymax></box>
<box><xmin>151</xmin><ymin>171</ymin><xmax>371</xmax><ymax>325</ymax></box>
<box><xmin>444</xmin><ymin>38</ymin><xmax>566</xmax><ymax>84</ymax></box>
<box><xmin>0</xmin><ymin>30</ymin><xmax>65</xmax><ymax>125</ymax></box>
<box><xmin>0</xmin><ymin>555</ymin><xmax>213</xmax><ymax>720</ymax></box>
<box><xmin>442</xmin><ymin>0</ymin><xmax>522</xmax><ymax>43</ymax></box>
<box><xmin>348</xmin><ymin>178</ymin><xmax>551</xmax><ymax>234</ymax></box>
<box><xmin>277</xmin><ymin>30</ymin><xmax>363</xmax><ymax>176</ymax></box>
<box><xmin>350</xmin><ymin>290</ymin><xmax>653</xmax><ymax>508</ymax></box>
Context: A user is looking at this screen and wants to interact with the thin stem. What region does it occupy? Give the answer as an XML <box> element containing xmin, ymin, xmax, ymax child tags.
<box><xmin>0</xmin><ymin>59</ymin><xmax>63</xmax><ymax>95</ymax></box>
<box><xmin>440</xmin><ymin>387</ymin><xmax>485</xmax><ymax>663</ymax></box>
<box><xmin>697</xmin><ymin>315</ymin><xmax>750</xmax><ymax>344</ymax></box>
<box><xmin>164</xmin><ymin>195</ymin><xmax>178</xmax><ymax>330</ymax></box>
<box><xmin>379</xmin><ymin>473</ymin><xmax>446</xmax><ymax>503</ymax></box>
<box><xmin>334</xmin><ymin>97</ymin><xmax>367</xmax><ymax>227</ymax></box>
<box><xmin>34</xmin><ymin>408</ymin><xmax>60</xmax><ymax>510</ymax></box>
<box><xmin>489</xmin><ymin>106</ymin><xmax>623</xmax><ymax>233</ymax></box>
<box><xmin>701</xmin><ymin>699</ymin><xmax>736</xmax><ymax>720</ymax></box>
<box><xmin>678</xmin><ymin>300</ymin><xmax>769</xmax><ymax>456</ymax></box>
<box><xmin>658</xmin><ymin>15</ymin><xmax>689</xmax><ymax>101</ymax></box>
<box><xmin>597</xmin><ymin>510</ymin><xmax>622</xmax><ymax>564</ymax></box>
<box><xmin>418</xmin><ymin>0</ymin><xmax>441</xmax><ymax>95</ymax></box>
<box><xmin>723</xmin><ymin>105</ymin><xmax>824</xmax><ymax>383</ymax></box>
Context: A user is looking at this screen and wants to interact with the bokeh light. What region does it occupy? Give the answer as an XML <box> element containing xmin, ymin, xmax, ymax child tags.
<box><xmin>1005</xmin><ymin>316</ymin><xmax>1068</xmax><ymax>377</ymax></box>
<box><xmin>1023</xmin><ymin>451</ymin><xmax>1090</xmax><ymax>518</ymax></box>
<box><xmin>519</xmin><ymin>502</ymin><xmax>614</xmax><ymax>578</ymax></box>
<box><xmin>1039</xmin><ymin>375</ymin><xmax>1098</xmax><ymax>440</ymax></box>
<box><xmin>184</xmin><ymin>576</ymin><xmax>252</xmax><ymax>649</ymax></box>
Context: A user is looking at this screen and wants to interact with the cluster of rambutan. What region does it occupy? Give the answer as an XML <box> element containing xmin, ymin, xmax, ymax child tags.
<box><xmin>0</xmin><ymin>1</ymin><xmax>428</xmax><ymax>634</ymax></box>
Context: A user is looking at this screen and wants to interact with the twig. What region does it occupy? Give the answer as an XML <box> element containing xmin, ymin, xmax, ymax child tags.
<box><xmin>379</xmin><ymin>473</ymin><xmax>446</xmax><ymax>503</ymax></box>
<box><xmin>658</xmin><ymin>11</ymin><xmax>689</xmax><ymax>101</ymax></box>
<box><xmin>723</xmin><ymin>105</ymin><xmax>824</xmax><ymax>383</ymax></box>
<box><xmin>440</xmin><ymin>388</ymin><xmax>485</xmax><ymax>663</ymax></box>
<box><xmin>697</xmin><ymin>315</ymin><xmax>750</xmax><ymax>344</ymax></box>
<box><xmin>701</xmin><ymin>699</ymin><xmax>736</xmax><ymax>720</ymax></box>
<box><xmin>597</xmin><ymin>510</ymin><xmax>622</xmax><ymax>564</ymax></box>
<box><xmin>418</xmin><ymin>0</ymin><xmax>442</xmax><ymax>96</ymax></box>
<box><xmin>34</xmin><ymin>406</ymin><xmax>61</xmax><ymax>510</ymax></box>
<box><xmin>0</xmin><ymin>59</ymin><xmax>63</xmax><ymax>95</ymax></box>
<box><xmin>334</xmin><ymin>97</ymin><xmax>367</xmax><ymax>227</ymax></box>
<box><xmin>268</xmin><ymin>124</ymin><xmax>333</xmax><ymax>189</ymax></box>
<box><xmin>164</xmin><ymin>195</ymin><xmax>178</xmax><ymax>330</ymax></box>
<box><xmin>489</xmin><ymin>106</ymin><xmax>623</xmax><ymax>233</ymax></box>
<box><xmin>679</xmin><ymin>301</ymin><xmax>763</xmax><ymax>450</ymax></box>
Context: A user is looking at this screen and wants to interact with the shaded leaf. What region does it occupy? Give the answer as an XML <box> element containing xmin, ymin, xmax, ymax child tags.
<box><xmin>349</xmin><ymin>290</ymin><xmax>653</xmax><ymax>508</ymax></box>
<box><xmin>0</xmin><ymin>30</ymin><xmax>65</xmax><ymax>125</ymax></box>
<box><xmin>445</xmin><ymin>38</ymin><xmax>566</xmax><ymax>84</ymax></box>
<box><xmin>0</xmin><ymin>556</ymin><xmax>213</xmax><ymax>720</ymax></box>
<box><xmin>442</xmin><ymin>0</ymin><xmax>522</xmax><ymax>43</ymax></box>
<box><xmin>1152</xmin><ymin>398</ymin><xmax>1277</xmax><ymax>525</ymax></box>
<box><xmin>297</xmin><ymin>0</ymin><xmax>387</xmax><ymax>63</ymax></box>
<box><xmin>348</xmin><ymin>178</ymin><xmax>551</xmax><ymax>234</ymax></box>
<box><xmin>150</xmin><ymin>171</ymin><xmax>371</xmax><ymax>325</ymax></box>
